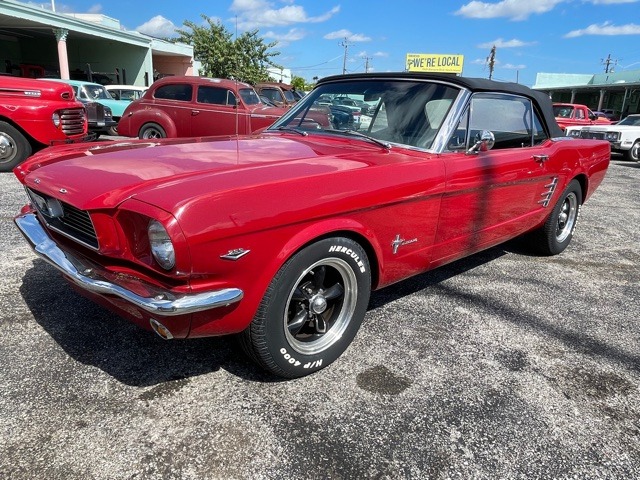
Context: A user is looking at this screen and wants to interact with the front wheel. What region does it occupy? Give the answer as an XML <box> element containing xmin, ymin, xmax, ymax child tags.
<box><xmin>240</xmin><ymin>237</ymin><xmax>371</xmax><ymax>378</ymax></box>
<box><xmin>527</xmin><ymin>179</ymin><xmax>582</xmax><ymax>256</ymax></box>
<box><xmin>625</xmin><ymin>140</ymin><xmax>639</xmax><ymax>162</ymax></box>
<box><xmin>139</xmin><ymin>123</ymin><xmax>166</xmax><ymax>139</ymax></box>
<box><xmin>0</xmin><ymin>121</ymin><xmax>32</xmax><ymax>172</ymax></box>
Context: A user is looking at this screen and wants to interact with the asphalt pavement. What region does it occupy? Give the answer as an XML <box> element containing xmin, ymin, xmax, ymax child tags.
<box><xmin>1</xmin><ymin>157</ymin><xmax>639</xmax><ymax>479</ymax></box>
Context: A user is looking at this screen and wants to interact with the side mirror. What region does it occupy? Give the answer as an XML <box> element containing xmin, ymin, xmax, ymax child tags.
<box><xmin>467</xmin><ymin>130</ymin><xmax>495</xmax><ymax>154</ymax></box>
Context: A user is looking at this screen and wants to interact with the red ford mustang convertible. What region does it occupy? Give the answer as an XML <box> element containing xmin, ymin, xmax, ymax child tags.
<box><xmin>14</xmin><ymin>73</ymin><xmax>610</xmax><ymax>378</ymax></box>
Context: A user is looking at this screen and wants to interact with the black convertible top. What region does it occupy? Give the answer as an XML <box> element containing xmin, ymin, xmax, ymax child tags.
<box><xmin>319</xmin><ymin>72</ymin><xmax>564</xmax><ymax>138</ymax></box>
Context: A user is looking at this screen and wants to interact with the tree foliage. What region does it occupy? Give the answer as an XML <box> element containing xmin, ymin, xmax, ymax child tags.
<box><xmin>290</xmin><ymin>76</ymin><xmax>306</xmax><ymax>91</ymax></box>
<box><xmin>175</xmin><ymin>14</ymin><xmax>281</xmax><ymax>85</ymax></box>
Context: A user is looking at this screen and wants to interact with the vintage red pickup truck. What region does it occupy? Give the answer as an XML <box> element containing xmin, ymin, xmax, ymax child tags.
<box><xmin>0</xmin><ymin>76</ymin><xmax>88</xmax><ymax>172</ymax></box>
<box><xmin>14</xmin><ymin>73</ymin><xmax>610</xmax><ymax>378</ymax></box>
<box><xmin>553</xmin><ymin>102</ymin><xmax>611</xmax><ymax>131</ymax></box>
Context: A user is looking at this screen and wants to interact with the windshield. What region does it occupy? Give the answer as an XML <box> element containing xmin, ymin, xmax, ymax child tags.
<box><xmin>618</xmin><ymin>115</ymin><xmax>640</xmax><ymax>126</ymax></box>
<box><xmin>82</xmin><ymin>85</ymin><xmax>113</xmax><ymax>101</ymax></box>
<box><xmin>239</xmin><ymin>88</ymin><xmax>261</xmax><ymax>105</ymax></box>
<box><xmin>269</xmin><ymin>79</ymin><xmax>460</xmax><ymax>150</ymax></box>
<box><xmin>553</xmin><ymin>105</ymin><xmax>574</xmax><ymax>118</ymax></box>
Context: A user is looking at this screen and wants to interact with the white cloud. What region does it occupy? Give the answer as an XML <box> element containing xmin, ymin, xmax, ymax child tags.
<box><xmin>502</xmin><ymin>63</ymin><xmax>526</xmax><ymax>69</ymax></box>
<box><xmin>564</xmin><ymin>21</ymin><xmax>640</xmax><ymax>37</ymax></box>
<box><xmin>230</xmin><ymin>0</ymin><xmax>340</xmax><ymax>29</ymax></box>
<box><xmin>263</xmin><ymin>28</ymin><xmax>307</xmax><ymax>46</ymax></box>
<box><xmin>373</xmin><ymin>51</ymin><xmax>389</xmax><ymax>58</ymax></box>
<box><xmin>477</xmin><ymin>38</ymin><xmax>537</xmax><ymax>48</ymax></box>
<box><xmin>135</xmin><ymin>15</ymin><xmax>178</xmax><ymax>38</ymax></box>
<box><xmin>588</xmin><ymin>0</ymin><xmax>638</xmax><ymax>3</ymax></box>
<box><xmin>27</xmin><ymin>2</ymin><xmax>102</xmax><ymax>13</ymax></box>
<box><xmin>455</xmin><ymin>0</ymin><xmax>563</xmax><ymax>21</ymax></box>
<box><xmin>324</xmin><ymin>29</ymin><xmax>372</xmax><ymax>42</ymax></box>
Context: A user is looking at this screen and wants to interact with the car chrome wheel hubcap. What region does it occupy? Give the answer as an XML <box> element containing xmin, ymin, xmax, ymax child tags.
<box><xmin>556</xmin><ymin>192</ymin><xmax>577</xmax><ymax>242</ymax></box>
<box><xmin>0</xmin><ymin>134</ymin><xmax>17</xmax><ymax>162</ymax></box>
<box><xmin>284</xmin><ymin>258</ymin><xmax>357</xmax><ymax>355</ymax></box>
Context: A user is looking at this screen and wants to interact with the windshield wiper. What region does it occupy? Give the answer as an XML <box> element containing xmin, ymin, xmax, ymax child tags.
<box><xmin>276</xmin><ymin>126</ymin><xmax>308</xmax><ymax>136</ymax></box>
<box><xmin>323</xmin><ymin>129</ymin><xmax>391</xmax><ymax>150</ymax></box>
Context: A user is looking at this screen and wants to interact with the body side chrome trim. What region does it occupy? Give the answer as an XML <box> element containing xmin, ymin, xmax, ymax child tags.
<box><xmin>14</xmin><ymin>212</ymin><xmax>243</xmax><ymax>317</ymax></box>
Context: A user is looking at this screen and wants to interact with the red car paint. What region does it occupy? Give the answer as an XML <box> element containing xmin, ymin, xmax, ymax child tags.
<box><xmin>13</xmin><ymin>73</ymin><xmax>611</xmax><ymax>376</ymax></box>
<box><xmin>0</xmin><ymin>76</ymin><xmax>88</xmax><ymax>171</ymax></box>
<box><xmin>553</xmin><ymin>103</ymin><xmax>611</xmax><ymax>131</ymax></box>
<box><xmin>117</xmin><ymin>76</ymin><xmax>289</xmax><ymax>139</ymax></box>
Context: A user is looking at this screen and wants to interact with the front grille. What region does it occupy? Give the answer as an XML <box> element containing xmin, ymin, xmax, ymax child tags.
<box><xmin>579</xmin><ymin>131</ymin><xmax>606</xmax><ymax>140</ymax></box>
<box><xmin>59</xmin><ymin>108</ymin><xmax>86</xmax><ymax>136</ymax></box>
<box><xmin>85</xmin><ymin>102</ymin><xmax>106</xmax><ymax>124</ymax></box>
<box><xmin>27</xmin><ymin>188</ymin><xmax>99</xmax><ymax>250</ymax></box>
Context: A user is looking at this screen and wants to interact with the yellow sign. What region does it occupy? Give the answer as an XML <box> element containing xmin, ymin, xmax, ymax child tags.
<box><xmin>406</xmin><ymin>53</ymin><xmax>464</xmax><ymax>74</ymax></box>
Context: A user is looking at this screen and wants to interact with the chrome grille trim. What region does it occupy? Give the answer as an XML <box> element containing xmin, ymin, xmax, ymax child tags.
<box><xmin>26</xmin><ymin>188</ymin><xmax>99</xmax><ymax>250</ymax></box>
<box><xmin>579</xmin><ymin>131</ymin><xmax>606</xmax><ymax>140</ymax></box>
<box><xmin>58</xmin><ymin>108</ymin><xmax>86</xmax><ymax>135</ymax></box>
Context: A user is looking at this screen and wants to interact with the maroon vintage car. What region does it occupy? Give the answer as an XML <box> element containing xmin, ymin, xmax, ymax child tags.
<box><xmin>117</xmin><ymin>76</ymin><xmax>290</xmax><ymax>139</ymax></box>
<box><xmin>0</xmin><ymin>76</ymin><xmax>88</xmax><ymax>172</ymax></box>
<box><xmin>13</xmin><ymin>73</ymin><xmax>610</xmax><ymax>378</ymax></box>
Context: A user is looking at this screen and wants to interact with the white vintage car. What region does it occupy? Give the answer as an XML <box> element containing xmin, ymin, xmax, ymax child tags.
<box><xmin>566</xmin><ymin>114</ymin><xmax>640</xmax><ymax>162</ymax></box>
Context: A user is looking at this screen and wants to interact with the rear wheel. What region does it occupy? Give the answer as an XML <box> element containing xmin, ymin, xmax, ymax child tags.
<box><xmin>240</xmin><ymin>237</ymin><xmax>371</xmax><ymax>378</ymax></box>
<box><xmin>0</xmin><ymin>121</ymin><xmax>32</xmax><ymax>172</ymax></box>
<box><xmin>527</xmin><ymin>179</ymin><xmax>582</xmax><ymax>256</ymax></box>
<box><xmin>139</xmin><ymin>123</ymin><xmax>166</xmax><ymax>139</ymax></box>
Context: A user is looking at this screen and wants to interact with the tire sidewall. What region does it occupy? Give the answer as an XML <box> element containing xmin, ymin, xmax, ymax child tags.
<box><xmin>0</xmin><ymin>121</ymin><xmax>32</xmax><ymax>171</ymax></box>
<box><xmin>261</xmin><ymin>237</ymin><xmax>371</xmax><ymax>377</ymax></box>
<box><xmin>546</xmin><ymin>180</ymin><xmax>582</xmax><ymax>254</ymax></box>
<box><xmin>139</xmin><ymin>123</ymin><xmax>166</xmax><ymax>139</ymax></box>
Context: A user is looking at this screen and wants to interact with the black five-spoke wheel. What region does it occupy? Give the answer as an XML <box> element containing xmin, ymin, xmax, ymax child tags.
<box><xmin>241</xmin><ymin>237</ymin><xmax>371</xmax><ymax>378</ymax></box>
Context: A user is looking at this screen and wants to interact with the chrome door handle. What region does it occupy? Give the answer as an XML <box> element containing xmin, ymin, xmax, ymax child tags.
<box><xmin>533</xmin><ymin>154</ymin><xmax>549</xmax><ymax>163</ymax></box>
<box><xmin>191</xmin><ymin>110</ymin><xmax>200</xmax><ymax>116</ymax></box>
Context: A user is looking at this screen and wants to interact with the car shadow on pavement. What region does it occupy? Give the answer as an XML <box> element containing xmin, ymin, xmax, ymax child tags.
<box><xmin>19</xmin><ymin>260</ymin><xmax>281</xmax><ymax>386</ymax></box>
<box><xmin>20</xmin><ymin>245</ymin><xmax>512</xmax><ymax>387</ymax></box>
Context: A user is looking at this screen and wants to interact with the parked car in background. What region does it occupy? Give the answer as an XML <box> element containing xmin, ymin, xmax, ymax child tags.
<box><xmin>13</xmin><ymin>73</ymin><xmax>610</xmax><ymax>378</ymax></box>
<box><xmin>0</xmin><ymin>76</ymin><xmax>88</xmax><ymax>171</ymax></box>
<box><xmin>117</xmin><ymin>76</ymin><xmax>288</xmax><ymax>139</ymax></box>
<box><xmin>254</xmin><ymin>82</ymin><xmax>299</xmax><ymax>108</ymax></box>
<box><xmin>105</xmin><ymin>85</ymin><xmax>147</xmax><ymax>102</ymax></box>
<box><xmin>553</xmin><ymin>102</ymin><xmax>611</xmax><ymax>131</ymax></box>
<box><xmin>566</xmin><ymin>114</ymin><xmax>640</xmax><ymax>162</ymax></box>
<box><xmin>43</xmin><ymin>79</ymin><xmax>129</xmax><ymax>135</ymax></box>
<box><xmin>601</xmin><ymin>108</ymin><xmax>620</xmax><ymax>122</ymax></box>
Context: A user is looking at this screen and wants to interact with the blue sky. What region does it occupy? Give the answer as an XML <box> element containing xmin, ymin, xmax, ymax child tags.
<box><xmin>35</xmin><ymin>0</ymin><xmax>640</xmax><ymax>86</ymax></box>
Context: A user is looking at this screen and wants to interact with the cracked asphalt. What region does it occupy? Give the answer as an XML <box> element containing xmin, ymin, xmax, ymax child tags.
<box><xmin>1</xmin><ymin>158</ymin><xmax>638</xmax><ymax>479</ymax></box>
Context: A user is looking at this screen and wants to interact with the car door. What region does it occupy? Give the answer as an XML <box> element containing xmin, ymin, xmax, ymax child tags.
<box><xmin>191</xmin><ymin>85</ymin><xmax>246</xmax><ymax>136</ymax></box>
<box><xmin>432</xmin><ymin>92</ymin><xmax>555</xmax><ymax>264</ymax></box>
<box><xmin>151</xmin><ymin>83</ymin><xmax>194</xmax><ymax>136</ymax></box>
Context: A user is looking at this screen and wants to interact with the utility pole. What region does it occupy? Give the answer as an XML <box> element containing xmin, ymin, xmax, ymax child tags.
<box><xmin>601</xmin><ymin>54</ymin><xmax>617</xmax><ymax>73</ymax></box>
<box><xmin>487</xmin><ymin>45</ymin><xmax>496</xmax><ymax>80</ymax></box>
<box><xmin>340</xmin><ymin>38</ymin><xmax>352</xmax><ymax>74</ymax></box>
<box><xmin>362</xmin><ymin>56</ymin><xmax>372</xmax><ymax>73</ymax></box>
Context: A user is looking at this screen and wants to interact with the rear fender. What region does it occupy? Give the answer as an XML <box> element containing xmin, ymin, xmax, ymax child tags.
<box><xmin>125</xmin><ymin>108</ymin><xmax>177</xmax><ymax>138</ymax></box>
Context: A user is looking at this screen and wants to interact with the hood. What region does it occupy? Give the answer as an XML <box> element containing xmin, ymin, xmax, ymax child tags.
<box><xmin>96</xmin><ymin>98</ymin><xmax>131</xmax><ymax>116</ymax></box>
<box><xmin>248</xmin><ymin>104</ymin><xmax>288</xmax><ymax>117</ymax></box>
<box><xmin>18</xmin><ymin>134</ymin><xmax>383</xmax><ymax>212</ymax></box>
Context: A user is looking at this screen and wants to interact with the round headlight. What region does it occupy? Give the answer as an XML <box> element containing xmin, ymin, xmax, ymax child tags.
<box><xmin>52</xmin><ymin>112</ymin><xmax>61</xmax><ymax>127</ymax></box>
<box><xmin>148</xmin><ymin>220</ymin><xmax>175</xmax><ymax>270</ymax></box>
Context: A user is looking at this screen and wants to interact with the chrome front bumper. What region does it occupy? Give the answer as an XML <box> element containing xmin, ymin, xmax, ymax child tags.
<box><xmin>14</xmin><ymin>212</ymin><xmax>243</xmax><ymax>317</ymax></box>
